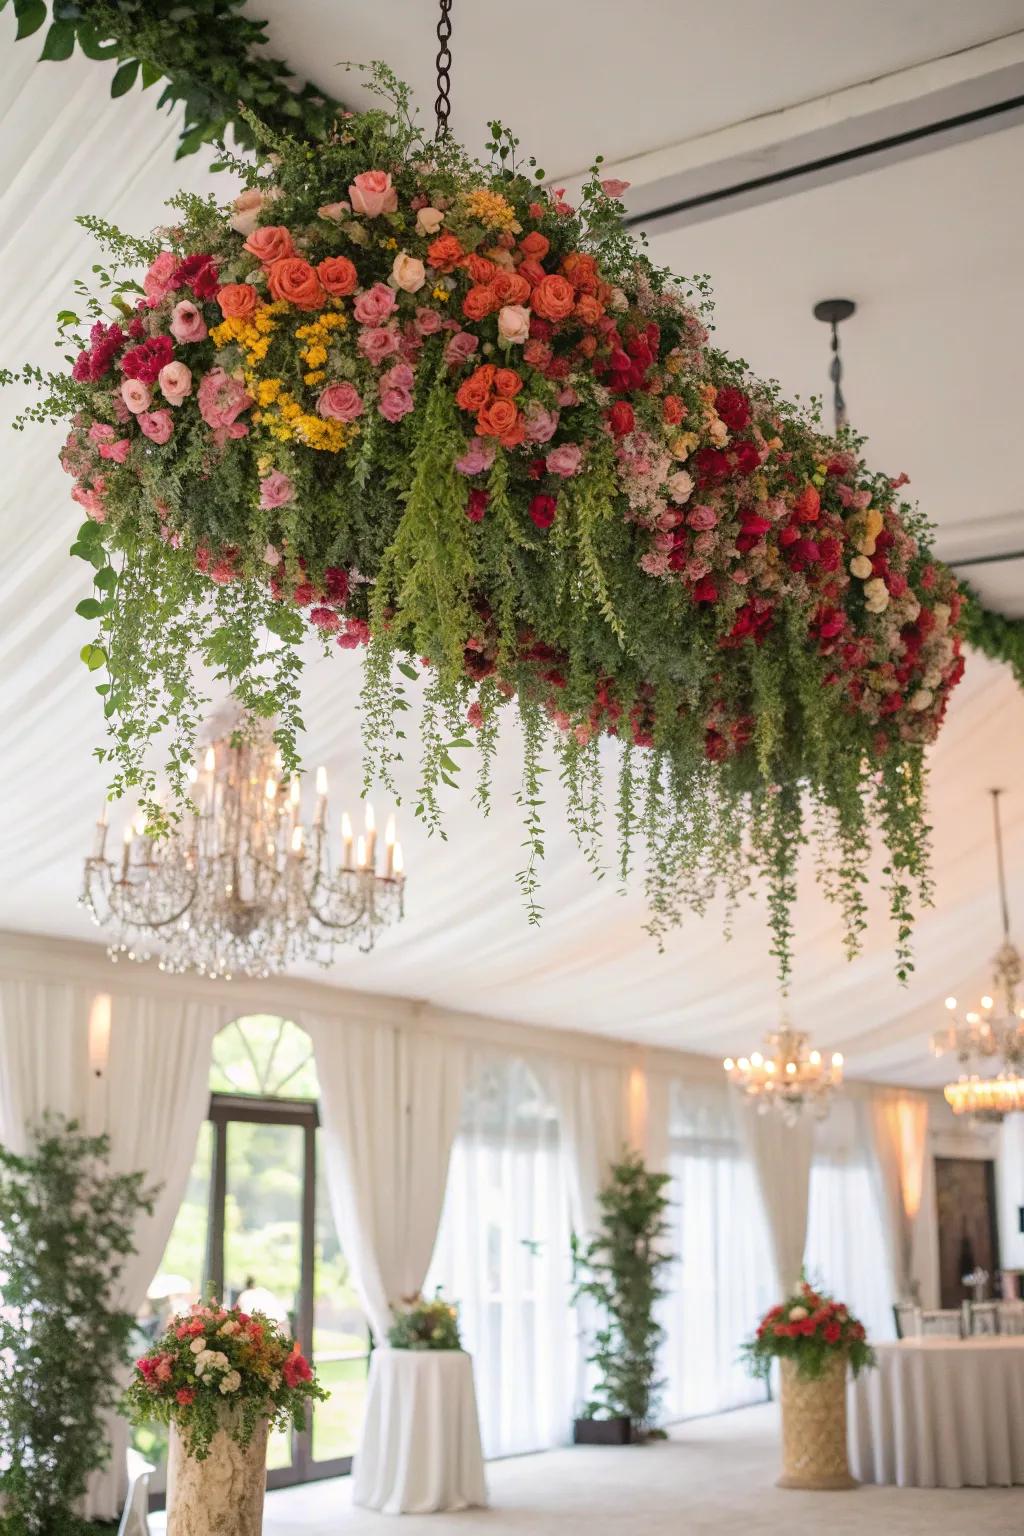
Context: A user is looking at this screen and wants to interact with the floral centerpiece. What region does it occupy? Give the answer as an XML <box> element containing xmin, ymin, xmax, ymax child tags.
<box><xmin>6</xmin><ymin>66</ymin><xmax>964</xmax><ymax>979</ymax></box>
<box><xmin>743</xmin><ymin>1281</ymin><xmax>874</xmax><ymax>1492</ymax></box>
<box><xmin>386</xmin><ymin>1289</ymin><xmax>462</xmax><ymax>1350</ymax></box>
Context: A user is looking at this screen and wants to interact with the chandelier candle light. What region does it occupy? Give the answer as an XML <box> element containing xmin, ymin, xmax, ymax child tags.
<box><xmin>933</xmin><ymin>789</ymin><xmax>1024</xmax><ymax>1118</ymax></box>
<box><xmin>82</xmin><ymin>727</ymin><xmax>405</xmax><ymax>977</ymax></box>
<box><xmin>725</xmin><ymin>1024</ymin><xmax>844</xmax><ymax>1125</ymax></box>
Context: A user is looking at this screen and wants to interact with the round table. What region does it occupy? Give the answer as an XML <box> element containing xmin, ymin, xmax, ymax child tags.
<box><xmin>848</xmin><ymin>1336</ymin><xmax>1024</xmax><ymax>1488</ymax></box>
<box><xmin>352</xmin><ymin>1348</ymin><xmax>488</xmax><ymax>1514</ymax></box>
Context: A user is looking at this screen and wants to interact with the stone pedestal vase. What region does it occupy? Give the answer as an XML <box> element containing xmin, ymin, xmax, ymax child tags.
<box><xmin>777</xmin><ymin>1355</ymin><xmax>857</xmax><ymax>1490</ymax></box>
<box><xmin>166</xmin><ymin>1417</ymin><xmax>269</xmax><ymax>1535</ymax></box>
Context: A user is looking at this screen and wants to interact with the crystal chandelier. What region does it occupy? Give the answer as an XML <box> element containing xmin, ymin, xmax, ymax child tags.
<box><xmin>932</xmin><ymin>789</ymin><xmax>1024</xmax><ymax>1117</ymax></box>
<box><xmin>723</xmin><ymin>1023</ymin><xmax>844</xmax><ymax>1125</ymax></box>
<box><xmin>81</xmin><ymin>725</ymin><xmax>406</xmax><ymax>977</ymax></box>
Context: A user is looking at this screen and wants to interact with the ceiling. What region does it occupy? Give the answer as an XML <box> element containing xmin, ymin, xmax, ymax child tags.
<box><xmin>1</xmin><ymin>1</ymin><xmax>1023</xmax><ymax>1086</ymax></box>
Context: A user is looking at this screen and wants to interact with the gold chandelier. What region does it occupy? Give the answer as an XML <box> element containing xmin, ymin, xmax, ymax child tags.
<box><xmin>81</xmin><ymin>724</ymin><xmax>406</xmax><ymax>977</ymax></box>
<box><xmin>932</xmin><ymin>790</ymin><xmax>1024</xmax><ymax>1117</ymax></box>
<box><xmin>724</xmin><ymin>1023</ymin><xmax>844</xmax><ymax>1126</ymax></box>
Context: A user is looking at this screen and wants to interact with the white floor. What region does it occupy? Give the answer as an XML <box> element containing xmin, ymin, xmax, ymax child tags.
<box><xmin>149</xmin><ymin>1403</ymin><xmax>1023</xmax><ymax>1534</ymax></box>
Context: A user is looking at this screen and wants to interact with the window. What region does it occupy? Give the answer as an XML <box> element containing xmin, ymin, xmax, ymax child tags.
<box><xmin>661</xmin><ymin>1080</ymin><xmax>775</xmax><ymax>1420</ymax></box>
<box><xmin>805</xmin><ymin>1099</ymin><xmax>894</xmax><ymax>1342</ymax></box>
<box><xmin>427</xmin><ymin>1054</ymin><xmax>576</xmax><ymax>1457</ymax></box>
<box><xmin>134</xmin><ymin>1016</ymin><xmax>370</xmax><ymax>1495</ymax></box>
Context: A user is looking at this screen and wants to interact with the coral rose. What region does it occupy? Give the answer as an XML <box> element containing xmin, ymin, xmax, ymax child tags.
<box><xmin>427</xmin><ymin>234</ymin><xmax>464</xmax><ymax>272</ymax></box>
<box><xmin>490</xmin><ymin>270</ymin><xmax>531</xmax><ymax>306</ymax></box>
<box><xmin>391</xmin><ymin>252</ymin><xmax>427</xmax><ymax>293</ymax></box>
<box><xmin>476</xmin><ymin>398</ymin><xmax>519</xmax><ymax>438</ymax></box>
<box><xmin>497</xmin><ymin>304</ymin><xmax>530</xmax><ymax>344</ymax></box>
<box><xmin>463</xmin><ymin>254</ymin><xmax>497</xmax><ymax>284</ymax></box>
<box><xmin>462</xmin><ymin>286</ymin><xmax>497</xmax><ymax>322</ymax></box>
<box><xmin>267</xmin><ymin>257</ymin><xmax>325</xmax><ymax>310</ymax></box>
<box><xmin>517</xmin><ymin>257</ymin><xmax>547</xmax><ymax>289</ymax></box>
<box><xmin>317</xmin><ymin>257</ymin><xmax>358</xmax><ymax>296</ymax></box>
<box><xmin>318</xmin><ymin>382</ymin><xmax>365</xmax><ymax>421</ymax></box>
<box><xmin>455</xmin><ymin>365</ymin><xmax>495</xmax><ymax>413</ymax></box>
<box><xmin>575</xmin><ymin>294</ymin><xmax>604</xmax><ymax>326</ymax></box>
<box><xmin>349</xmin><ymin>170</ymin><xmax>398</xmax><ymax>218</ymax></box>
<box><xmin>243</xmin><ymin>225</ymin><xmax>295</xmax><ymax>265</ymax></box>
<box><xmin>531</xmin><ymin>274</ymin><xmax>576</xmax><ymax>322</ymax></box>
<box><xmin>519</xmin><ymin>231</ymin><xmax>550</xmax><ymax>260</ymax></box>
<box><xmin>493</xmin><ymin>368</ymin><xmax>523</xmax><ymax>399</ymax></box>
<box><xmin>217</xmin><ymin>283</ymin><xmax>259</xmax><ymax>320</ymax></box>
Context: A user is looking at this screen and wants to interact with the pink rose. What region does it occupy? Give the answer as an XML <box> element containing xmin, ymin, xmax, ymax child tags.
<box><xmin>378</xmin><ymin>387</ymin><xmax>414</xmax><ymax>423</ymax></box>
<box><xmin>524</xmin><ymin>404</ymin><xmax>560</xmax><ymax>444</ymax></box>
<box><xmin>358</xmin><ymin>325</ymin><xmax>401</xmax><ymax>365</ymax></box>
<box><xmin>353</xmin><ymin>283</ymin><xmax>398</xmax><ymax>327</ymax></box>
<box><xmin>144</xmin><ymin>252</ymin><xmax>178</xmax><ymax>306</ymax></box>
<box><xmin>391</xmin><ymin>252</ymin><xmax>426</xmax><ymax>293</ymax></box>
<box><xmin>318</xmin><ymin>201</ymin><xmax>350</xmax><ymax>222</ymax></box>
<box><xmin>415</xmin><ymin>206</ymin><xmax>445</xmax><ymax>237</ymax></box>
<box><xmin>317</xmin><ymin>382</ymin><xmax>364</xmax><ymax>421</ymax></box>
<box><xmin>600</xmin><ymin>178</ymin><xmax>631</xmax><ymax>198</ymax></box>
<box><xmin>197</xmin><ymin>367</ymin><xmax>252</xmax><ymax>433</ymax></box>
<box><xmin>98</xmin><ymin>438</ymin><xmax>131</xmax><ymax>463</ymax></box>
<box><xmin>557</xmin><ymin>387</ymin><xmax>579</xmax><ymax>408</ymax></box>
<box><xmin>687</xmin><ymin>504</ymin><xmax>718</xmax><ymax>531</ymax></box>
<box><xmin>546</xmin><ymin>443</ymin><xmax>583</xmax><ymax>478</ymax></box>
<box><xmin>259</xmin><ymin>470</ymin><xmax>295</xmax><ymax>508</ymax></box>
<box><xmin>138</xmin><ymin>410</ymin><xmax>173</xmax><ymax>444</ymax></box>
<box><xmin>455</xmin><ymin>438</ymin><xmax>497</xmax><ymax>475</ymax></box>
<box><xmin>229</xmin><ymin>188</ymin><xmax>264</xmax><ymax>237</ymax></box>
<box><xmin>445</xmin><ymin>331</ymin><xmax>479</xmax><ymax>367</ymax></box>
<box><xmin>158</xmin><ymin>361</ymin><xmax>193</xmax><ymax>405</ymax></box>
<box><xmin>170</xmin><ymin>300</ymin><xmax>207</xmax><ymax>344</ymax></box>
<box><xmin>348</xmin><ymin>171</ymin><xmax>398</xmax><ymax>218</ymax></box>
<box><xmin>88</xmin><ymin>423</ymin><xmax>116</xmax><ymax>444</ymax></box>
<box><xmin>497</xmin><ymin>304</ymin><xmax>530</xmax><ymax>344</ymax></box>
<box><xmin>381</xmin><ymin>361</ymin><xmax>414</xmax><ymax>393</ymax></box>
<box><xmin>120</xmin><ymin>378</ymin><xmax>152</xmax><ymax>414</ymax></box>
<box><xmin>414</xmin><ymin>306</ymin><xmax>442</xmax><ymax>337</ymax></box>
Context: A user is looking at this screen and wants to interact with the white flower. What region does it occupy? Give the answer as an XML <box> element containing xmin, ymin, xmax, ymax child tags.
<box><xmin>219</xmin><ymin>1370</ymin><xmax>242</xmax><ymax>1395</ymax></box>
<box><xmin>788</xmin><ymin>1305</ymin><xmax>808</xmax><ymax>1321</ymax></box>
<box><xmin>194</xmin><ymin>1350</ymin><xmax>213</xmax><ymax>1376</ymax></box>
<box><xmin>415</xmin><ymin>206</ymin><xmax>444</xmax><ymax>238</ymax></box>
<box><xmin>210</xmin><ymin>1351</ymin><xmax>229</xmax><ymax>1371</ymax></box>
<box><xmin>190</xmin><ymin>1337</ymin><xmax>208</xmax><ymax>1355</ymax></box>
<box><xmin>909</xmin><ymin>688</ymin><xmax>934</xmax><ymax>712</ymax></box>
<box><xmin>849</xmin><ymin>555</ymin><xmax>872</xmax><ymax>579</ymax></box>
<box><xmin>666</xmin><ymin>470</ymin><xmax>694</xmax><ymax>504</ymax></box>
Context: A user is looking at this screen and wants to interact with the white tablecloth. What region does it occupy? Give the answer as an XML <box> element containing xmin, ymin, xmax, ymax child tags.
<box><xmin>848</xmin><ymin>1337</ymin><xmax>1024</xmax><ymax>1487</ymax></box>
<box><xmin>352</xmin><ymin>1348</ymin><xmax>488</xmax><ymax>1514</ymax></box>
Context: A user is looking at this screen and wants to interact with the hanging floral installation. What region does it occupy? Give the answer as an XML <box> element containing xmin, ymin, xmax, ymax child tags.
<box><xmin>8</xmin><ymin>67</ymin><xmax>966</xmax><ymax>980</ymax></box>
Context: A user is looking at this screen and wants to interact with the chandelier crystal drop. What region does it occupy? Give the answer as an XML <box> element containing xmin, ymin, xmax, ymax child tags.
<box><xmin>80</xmin><ymin>726</ymin><xmax>406</xmax><ymax>977</ymax></box>
<box><xmin>932</xmin><ymin>789</ymin><xmax>1024</xmax><ymax>1116</ymax></box>
<box><xmin>723</xmin><ymin>1024</ymin><xmax>844</xmax><ymax>1126</ymax></box>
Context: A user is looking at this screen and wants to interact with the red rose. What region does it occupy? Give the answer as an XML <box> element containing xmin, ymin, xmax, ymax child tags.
<box><xmin>715</xmin><ymin>386</ymin><xmax>751</xmax><ymax>431</ymax></box>
<box><xmin>729</xmin><ymin>440</ymin><xmax>760</xmax><ymax>476</ymax></box>
<box><xmin>693</xmin><ymin>575</ymin><xmax>718</xmax><ymax>603</ymax></box>
<box><xmin>824</xmin><ymin>1322</ymin><xmax>842</xmax><ymax>1344</ymax></box>
<box><xmin>607</xmin><ymin>401</ymin><xmax>635</xmax><ymax>437</ymax></box>
<box><xmin>529</xmin><ymin>494</ymin><xmax>557</xmax><ymax>529</ymax></box>
<box><xmin>172</xmin><ymin>253</ymin><xmax>219</xmax><ymax>298</ymax></box>
<box><xmin>466</xmin><ymin>489</ymin><xmax>489</xmax><ymax>523</ymax></box>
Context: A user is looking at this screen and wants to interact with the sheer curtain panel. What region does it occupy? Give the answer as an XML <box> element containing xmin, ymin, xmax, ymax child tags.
<box><xmin>307</xmin><ymin>1016</ymin><xmax>467</xmax><ymax>1342</ymax></box>
<box><xmin>805</xmin><ymin>1098</ymin><xmax>894</xmax><ymax>1342</ymax></box>
<box><xmin>427</xmin><ymin>1051</ymin><xmax>576</xmax><ymax>1457</ymax></box>
<box><xmin>735</xmin><ymin>1094</ymin><xmax>814</xmax><ymax>1293</ymax></box>
<box><xmin>868</xmin><ymin>1089</ymin><xmax>929</xmax><ymax>1302</ymax></box>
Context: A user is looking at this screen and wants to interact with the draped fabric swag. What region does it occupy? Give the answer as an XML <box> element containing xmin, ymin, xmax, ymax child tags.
<box><xmin>867</xmin><ymin>1090</ymin><xmax>930</xmax><ymax>1303</ymax></box>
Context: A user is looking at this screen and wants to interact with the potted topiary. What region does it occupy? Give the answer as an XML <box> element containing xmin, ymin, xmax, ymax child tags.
<box><xmin>742</xmin><ymin>1278</ymin><xmax>876</xmax><ymax>1490</ymax></box>
<box><xmin>571</xmin><ymin>1150</ymin><xmax>673</xmax><ymax>1445</ymax></box>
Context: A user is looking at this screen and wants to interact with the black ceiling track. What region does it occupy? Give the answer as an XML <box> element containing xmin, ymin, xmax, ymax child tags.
<box><xmin>622</xmin><ymin>91</ymin><xmax>1024</xmax><ymax>229</ymax></box>
<box><xmin>948</xmin><ymin>547</ymin><xmax>1024</xmax><ymax>570</ymax></box>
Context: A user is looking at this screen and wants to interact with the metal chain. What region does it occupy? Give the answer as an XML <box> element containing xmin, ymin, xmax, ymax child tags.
<box><xmin>434</xmin><ymin>0</ymin><xmax>453</xmax><ymax>140</ymax></box>
<box><xmin>829</xmin><ymin>322</ymin><xmax>847</xmax><ymax>433</ymax></box>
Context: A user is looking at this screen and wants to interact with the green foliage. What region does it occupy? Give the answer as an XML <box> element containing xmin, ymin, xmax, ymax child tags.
<box><xmin>10</xmin><ymin>0</ymin><xmax>339</xmax><ymax>159</ymax></box>
<box><xmin>386</xmin><ymin>1289</ymin><xmax>462</xmax><ymax>1351</ymax></box>
<box><xmin>571</xmin><ymin>1151</ymin><xmax>674</xmax><ymax>1438</ymax></box>
<box><xmin>0</xmin><ymin>1116</ymin><xmax>158</xmax><ymax>1536</ymax></box>
<box><xmin>960</xmin><ymin>581</ymin><xmax>1024</xmax><ymax>689</ymax></box>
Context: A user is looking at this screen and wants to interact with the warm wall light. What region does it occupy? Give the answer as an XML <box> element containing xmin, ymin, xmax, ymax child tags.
<box><xmin>88</xmin><ymin>992</ymin><xmax>112</xmax><ymax>1078</ymax></box>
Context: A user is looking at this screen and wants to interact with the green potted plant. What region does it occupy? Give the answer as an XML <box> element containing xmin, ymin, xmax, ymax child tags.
<box><xmin>571</xmin><ymin>1150</ymin><xmax>673</xmax><ymax>1445</ymax></box>
<box><xmin>387</xmin><ymin>1289</ymin><xmax>462</xmax><ymax>1350</ymax></box>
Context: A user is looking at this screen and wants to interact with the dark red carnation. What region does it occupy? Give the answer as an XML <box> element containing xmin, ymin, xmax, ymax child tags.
<box><xmin>173</xmin><ymin>253</ymin><xmax>219</xmax><ymax>299</ymax></box>
<box><xmin>324</xmin><ymin>566</ymin><xmax>349</xmax><ymax>604</ymax></box>
<box><xmin>715</xmin><ymin>386</ymin><xmax>751</xmax><ymax>432</ymax></box>
<box><xmin>466</xmin><ymin>489</ymin><xmax>489</xmax><ymax>523</ymax></box>
<box><xmin>692</xmin><ymin>575</ymin><xmax>718</xmax><ymax>603</ymax></box>
<box><xmin>120</xmin><ymin>335</ymin><xmax>174</xmax><ymax>384</ymax></box>
<box><xmin>529</xmin><ymin>494</ymin><xmax>557</xmax><ymax>530</ymax></box>
<box><xmin>607</xmin><ymin>400</ymin><xmax>635</xmax><ymax>437</ymax></box>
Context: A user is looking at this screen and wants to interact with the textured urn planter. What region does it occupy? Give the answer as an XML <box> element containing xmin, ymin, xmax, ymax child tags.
<box><xmin>166</xmin><ymin>1416</ymin><xmax>270</xmax><ymax>1535</ymax></box>
<box><xmin>573</xmin><ymin>1415</ymin><xmax>632</xmax><ymax>1446</ymax></box>
<box><xmin>777</xmin><ymin>1357</ymin><xmax>857</xmax><ymax>1490</ymax></box>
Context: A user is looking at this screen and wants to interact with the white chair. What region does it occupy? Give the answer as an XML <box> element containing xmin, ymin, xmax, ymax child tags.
<box><xmin>964</xmin><ymin>1300</ymin><xmax>999</xmax><ymax>1335</ymax></box>
<box><xmin>117</xmin><ymin>1450</ymin><xmax>153</xmax><ymax>1536</ymax></box>
<box><xmin>892</xmin><ymin>1302</ymin><xmax>919</xmax><ymax>1339</ymax></box>
<box><xmin>918</xmin><ymin>1308</ymin><xmax>964</xmax><ymax>1338</ymax></box>
<box><xmin>997</xmin><ymin>1301</ymin><xmax>1024</xmax><ymax>1336</ymax></box>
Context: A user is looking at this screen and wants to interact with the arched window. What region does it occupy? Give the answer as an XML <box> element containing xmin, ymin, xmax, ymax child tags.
<box><xmin>210</xmin><ymin>1014</ymin><xmax>319</xmax><ymax>1099</ymax></box>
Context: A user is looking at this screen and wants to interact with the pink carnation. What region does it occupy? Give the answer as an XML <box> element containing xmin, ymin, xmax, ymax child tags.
<box><xmin>197</xmin><ymin>367</ymin><xmax>252</xmax><ymax>436</ymax></box>
<box><xmin>144</xmin><ymin>252</ymin><xmax>178</xmax><ymax>306</ymax></box>
<box><xmin>88</xmin><ymin>423</ymin><xmax>117</xmax><ymax>445</ymax></box>
<box><xmin>455</xmin><ymin>438</ymin><xmax>497</xmax><ymax>475</ymax></box>
<box><xmin>688</xmin><ymin>504</ymin><xmax>718</xmax><ymax>531</ymax></box>
<box><xmin>138</xmin><ymin>410</ymin><xmax>173</xmax><ymax>445</ymax></box>
<box><xmin>545</xmin><ymin>443</ymin><xmax>583</xmax><ymax>478</ymax></box>
<box><xmin>98</xmin><ymin>439</ymin><xmax>131</xmax><ymax>464</ymax></box>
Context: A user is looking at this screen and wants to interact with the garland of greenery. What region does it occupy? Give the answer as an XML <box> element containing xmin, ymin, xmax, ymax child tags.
<box><xmin>960</xmin><ymin>581</ymin><xmax>1024</xmax><ymax>689</ymax></box>
<box><xmin>6</xmin><ymin>0</ymin><xmax>339</xmax><ymax>158</ymax></box>
<box><xmin>3</xmin><ymin>69</ymin><xmax>973</xmax><ymax>983</ymax></box>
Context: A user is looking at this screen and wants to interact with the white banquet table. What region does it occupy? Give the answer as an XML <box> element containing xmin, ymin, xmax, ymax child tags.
<box><xmin>848</xmin><ymin>1336</ymin><xmax>1024</xmax><ymax>1488</ymax></box>
<box><xmin>352</xmin><ymin>1348</ymin><xmax>488</xmax><ymax>1515</ymax></box>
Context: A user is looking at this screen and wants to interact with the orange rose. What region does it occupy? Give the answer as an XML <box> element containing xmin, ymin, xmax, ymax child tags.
<box><xmin>476</xmin><ymin>398</ymin><xmax>519</xmax><ymax>437</ymax></box>
<box><xmin>519</xmin><ymin>231</ymin><xmax>550</xmax><ymax>260</ymax></box>
<box><xmin>499</xmin><ymin>415</ymin><xmax>527</xmax><ymax>449</ymax></box>
<box><xmin>531</xmin><ymin>273</ymin><xmax>575</xmax><ymax>322</ymax></box>
<box><xmin>490</xmin><ymin>270</ymin><xmax>531</xmax><ymax>306</ymax></box>
<box><xmin>493</xmin><ymin>368</ymin><xmax>523</xmax><ymax>399</ymax></box>
<box><xmin>578</xmin><ymin>334</ymin><xmax>598</xmax><ymax>358</ymax></box>
<box><xmin>574</xmin><ymin>294</ymin><xmax>604</xmax><ymax>326</ymax></box>
<box><xmin>217</xmin><ymin>283</ymin><xmax>260</xmax><ymax>320</ymax></box>
<box><xmin>455</xmin><ymin>364</ymin><xmax>496</xmax><ymax>413</ymax></box>
<box><xmin>267</xmin><ymin>257</ymin><xmax>326</xmax><ymax>310</ymax></box>
<box><xmin>462</xmin><ymin>285</ymin><xmax>497</xmax><ymax>322</ymax></box>
<box><xmin>317</xmin><ymin>256</ymin><xmax>358</xmax><ymax>296</ymax></box>
<box><xmin>562</xmin><ymin>252</ymin><xmax>600</xmax><ymax>293</ymax></box>
<box><xmin>517</xmin><ymin>257</ymin><xmax>547</xmax><ymax>289</ymax></box>
<box><xmin>427</xmin><ymin>234</ymin><xmax>465</xmax><ymax>272</ymax></box>
<box><xmin>243</xmin><ymin>225</ymin><xmax>295</xmax><ymax>265</ymax></box>
<box><xmin>463</xmin><ymin>254</ymin><xmax>497</xmax><ymax>284</ymax></box>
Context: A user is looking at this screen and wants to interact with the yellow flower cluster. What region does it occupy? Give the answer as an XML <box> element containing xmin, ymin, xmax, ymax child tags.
<box><xmin>462</xmin><ymin>187</ymin><xmax>519</xmax><ymax>231</ymax></box>
<box><xmin>211</xmin><ymin>302</ymin><xmax>353</xmax><ymax>454</ymax></box>
<box><xmin>295</xmin><ymin>311</ymin><xmax>348</xmax><ymax>387</ymax></box>
<box><xmin>209</xmin><ymin>301</ymin><xmax>287</xmax><ymax>363</ymax></box>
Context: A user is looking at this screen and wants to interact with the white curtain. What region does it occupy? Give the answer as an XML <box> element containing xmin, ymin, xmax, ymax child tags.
<box><xmin>427</xmin><ymin>1051</ymin><xmax>575</xmax><ymax>1457</ymax></box>
<box><xmin>661</xmin><ymin>1079</ymin><xmax>775</xmax><ymax>1419</ymax></box>
<box><xmin>804</xmin><ymin>1098</ymin><xmax>894</xmax><ymax>1343</ymax></box>
<box><xmin>0</xmin><ymin>977</ymin><xmax>92</xmax><ymax>1146</ymax></box>
<box><xmin>736</xmin><ymin>1097</ymin><xmax>814</xmax><ymax>1293</ymax></box>
<box><xmin>868</xmin><ymin>1089</ymin><xmax>929</xmax><ymax>1302</ymax></box>
<box><xmin>306</xmin><ymin>1016</ymin><xmax>466</xmax><ymax>1342</ymax></box>
<box><xmin>544</xmin><ymin>1057</ymin><xmax>628</xmax><ymax>1236</ymax></box>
